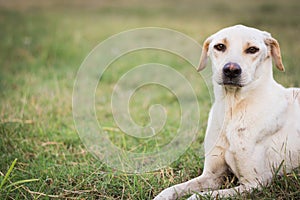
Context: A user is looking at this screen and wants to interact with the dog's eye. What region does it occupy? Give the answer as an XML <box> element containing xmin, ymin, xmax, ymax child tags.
<box><xmin>245</xmin><ymin>46</ymin><xmax>259</xmax><ymax>54</ymax></box>
<box><xmin>214</xmin><ymin>44</ymin><xmax>226</xmax><ymax>52</ymax></box>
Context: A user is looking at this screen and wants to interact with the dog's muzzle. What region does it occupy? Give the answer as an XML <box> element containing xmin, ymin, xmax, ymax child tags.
<box><xmin>222</xmin><ymin>62</ymin><xmax>242</xmax><ymax>87</ymax></box>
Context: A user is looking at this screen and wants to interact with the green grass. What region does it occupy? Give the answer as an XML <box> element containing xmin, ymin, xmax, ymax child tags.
<box><xmin>1</xmin><ymin>0</ymin><xmax>300</xmax><ymax>199</ymax></box>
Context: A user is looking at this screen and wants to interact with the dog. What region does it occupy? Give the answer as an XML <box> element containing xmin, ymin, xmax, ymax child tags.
<box><xmin>154</xmin><ymin>25</ymin><xmax>300</xmax><ymax>199</ymax></box>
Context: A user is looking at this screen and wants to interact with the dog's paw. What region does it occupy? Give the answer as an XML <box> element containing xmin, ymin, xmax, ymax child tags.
<box><xmin>186</xmin><ymin>193</ymin><xmax>203</xmax><ymax>200</ymax></box>
<box><xmin>153</xmin><ymin>187</ymin><xmax>178</xmax><ymax>200</ymax></box>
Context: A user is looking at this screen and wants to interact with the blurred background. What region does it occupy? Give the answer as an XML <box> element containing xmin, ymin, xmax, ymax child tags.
<box><xmin>1</xmin><ymin>0</ymin><xmax>299</xmax><ymax>88</ymax></box>
<box><xmin>1</xmin><ymin>0</ymin><xmax>300</xmax><ymax>199</ymax></box>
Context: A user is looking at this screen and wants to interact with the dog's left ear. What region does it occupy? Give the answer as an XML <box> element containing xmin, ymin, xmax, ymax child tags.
<box><xmin>264</xmin><ymin>36</ymin><xmax>285</xmax><ymax>72</ymax></box>
<box><xmin>197</xmin><ymin>37</ymin><xmax>212</xmax><ymax>71</ymax></box>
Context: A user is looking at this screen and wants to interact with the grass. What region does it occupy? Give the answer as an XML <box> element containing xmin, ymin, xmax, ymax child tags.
<box><xmin>1</xmin><ymin>0</ymin><xmax>300</xmax><ymax>199</ymax></box>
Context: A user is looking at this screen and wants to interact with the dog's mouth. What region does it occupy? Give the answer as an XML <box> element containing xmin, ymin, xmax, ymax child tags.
<box><xmin>218</xmin><ymin>78</ymin><xmax>244</xmax><ymax>87</ymax></box>
<box><xmin>222</xmin><ymin>80</ymin><xmax>243</xmax><ymax>87</ymax></box>
<box><xmin>215</xmin><ymin>76</ymin><xmax>245</xmax><ymax>87</ymax></box>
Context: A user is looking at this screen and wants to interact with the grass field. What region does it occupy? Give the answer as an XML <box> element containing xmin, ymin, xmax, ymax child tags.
<box><xmin>1</xmin><ymin>0</ymin><xmax>300</xmax><ymax>199</ymax></box>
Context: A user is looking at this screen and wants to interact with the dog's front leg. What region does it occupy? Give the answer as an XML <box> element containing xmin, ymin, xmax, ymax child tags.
<box><xmin>153</xmin><ymin>172</ymin><xmax>224</xmax><ymax>200</ymax></box>
<box><xmin>154</xmin><ymin>104</ymin><xmax>228</xmax><ymax>200</ymax></box>
<box><xmin>153</xmin><ymin>174</ymin><xmax>215</xmax><ymax>200</ymax></box>
<box><xmin>154</xmin><ymin>146</ymin><xmax>227</xmax><ymax>200</ymax></box>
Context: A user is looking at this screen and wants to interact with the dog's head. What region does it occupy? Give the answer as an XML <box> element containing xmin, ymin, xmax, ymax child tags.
<box><xmin>198</xmin><ymin>25</ymin><xmax>284</xmax><ymax>87</ymax></box>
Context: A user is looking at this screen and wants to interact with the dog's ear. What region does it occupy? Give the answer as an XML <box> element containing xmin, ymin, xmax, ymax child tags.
<box><xmin>197</xmin><ymin>37</ymin><xmax>212</xmax><ymax>71</ymax></box>
<box><xmin>264</xmin><ymin>36</ymin><xmax>285</xmax><ymax>72</ymax></box>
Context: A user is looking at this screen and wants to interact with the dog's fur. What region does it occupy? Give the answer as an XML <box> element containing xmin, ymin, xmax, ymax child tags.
<box><xmin>154</xmin><ymin>25</ymin><xmax>300</xmax><ymax>199</ymax></box>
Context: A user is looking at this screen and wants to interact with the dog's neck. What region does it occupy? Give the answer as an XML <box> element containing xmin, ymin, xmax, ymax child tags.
<box><xmin>219</xmin><ymin>86</ymin><xmax>245</xmax><ymax>106</ymax></box>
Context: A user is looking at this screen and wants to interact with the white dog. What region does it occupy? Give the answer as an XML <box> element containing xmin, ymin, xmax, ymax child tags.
<box><xmin>154</xmin><ymin>25</ymin><xmax>300</xmax><ymax>199</ymax></box>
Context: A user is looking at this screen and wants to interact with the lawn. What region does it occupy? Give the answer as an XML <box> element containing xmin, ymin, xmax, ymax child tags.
<box><xmin>1</xmin><ymin>0</ymin><xmax>300</xmax><ymax>199</ymax></box>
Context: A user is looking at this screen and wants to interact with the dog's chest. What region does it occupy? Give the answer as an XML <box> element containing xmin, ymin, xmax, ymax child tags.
<box><xmin>221</xmin><ymin>102</ymin><xmax>256</xmax><ymax>178</ymax></box>
<box><xmin>224</xmin><ymin>123</ymin><xmax>254</xmax><ymax>179</ymax></box>
<box><xmin>222</xmin><ymin>100</ymin><xmax>250</xmax><ymax>141</ymax></box>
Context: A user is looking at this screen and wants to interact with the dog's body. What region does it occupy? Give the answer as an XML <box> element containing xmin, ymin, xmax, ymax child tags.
<box><xmin>154</xmin><ymin>25</ymin><xmax>300</xmax><ymax>199</ymax></box>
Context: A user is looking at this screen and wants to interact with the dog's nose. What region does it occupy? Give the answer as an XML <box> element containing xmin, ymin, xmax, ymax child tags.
<box><xmin>223</xmin><ymin>62</ymin><xmax>242</xmax><ymax>78</ymax></box>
